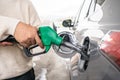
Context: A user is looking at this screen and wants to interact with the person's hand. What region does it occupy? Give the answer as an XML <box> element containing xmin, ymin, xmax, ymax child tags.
<box><xmin>0</xmin><ymin>42</ymin><xmax>13</xmax><ymax>46</ymax></box>
<box><xmin>14</xmin><ymin>22</ymin><xmax>44</xmax><ymax>48</ymax></box>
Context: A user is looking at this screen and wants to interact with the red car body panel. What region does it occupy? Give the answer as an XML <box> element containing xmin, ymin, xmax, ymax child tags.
<box><xmin>100</xmin><ymin>31</ymin><xmax>120</xmax><ymax>67</ymax></box>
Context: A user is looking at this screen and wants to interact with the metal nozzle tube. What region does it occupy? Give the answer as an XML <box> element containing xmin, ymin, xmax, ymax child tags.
<box><xmin>61</xmin><ymin>41</ymin><xmax>89</xmax><ymax>60</ymax></box>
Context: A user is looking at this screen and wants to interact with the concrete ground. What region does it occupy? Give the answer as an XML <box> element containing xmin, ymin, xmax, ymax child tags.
<box><xmin>32</xmin><ymin>47</ymin><xmax>71</xmax><ymax>80</ymax></box>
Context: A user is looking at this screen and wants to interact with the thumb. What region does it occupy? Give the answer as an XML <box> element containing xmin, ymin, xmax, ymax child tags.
<box><xmin>35</xmin><ymin>34</ymin><xmax>44</xmax><ymax>49</ymax></box>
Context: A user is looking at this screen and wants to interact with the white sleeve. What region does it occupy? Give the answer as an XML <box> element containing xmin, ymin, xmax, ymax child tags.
<box><xmin>0</xmin><ymin>16</ymin><xmax>20</xmax><ymax>40</ymax></box>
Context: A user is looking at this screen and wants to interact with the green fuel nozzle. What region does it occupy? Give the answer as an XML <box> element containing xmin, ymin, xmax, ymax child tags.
<box><xmin>38</xmin><ymin>26</ymin><xmax>63</xmax><ymax>52</ymax></box>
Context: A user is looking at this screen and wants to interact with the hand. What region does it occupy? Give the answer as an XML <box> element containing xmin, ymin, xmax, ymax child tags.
<box><xmin>0</xmin><ymin>42</ymin><xmax>13</xmax><ymax>46</ymax></box>
<box><xmin>14</xmin><ymin>22</ymin><xmax>44</xmax><ymax>48</ymax></box>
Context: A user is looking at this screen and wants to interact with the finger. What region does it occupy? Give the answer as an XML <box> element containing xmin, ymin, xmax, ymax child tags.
<box><xmin>30</xmin><ymin>38</ymin><xmax>36</xmax><ymax>45</ymax></box>
<box><xmin>0</xmin><ymin>42</ymin><xmax>4</xmax><ymax>46</ymax></box>
<box><xmin>0</xmin><ymin>42</ymin><xmax>13</xmax><ymax>46</ymax></box>
<box><xmin>35</xmin><ymin>34</ymin><xmax>44</xmax><ymax>49</ymax></box>
<box><xmin>20</xmin><ymin>38</ymin><xmax>35</xmax><ymax>48</ymax></box>
<box><xmin>20</xmin><ymin>42</ymin><xmax>30</xmax><ymax>48</ymax></box>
